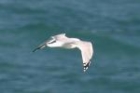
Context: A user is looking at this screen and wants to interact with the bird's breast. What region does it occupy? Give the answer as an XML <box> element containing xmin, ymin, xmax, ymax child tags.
<box><xmin>62</xmin><ymin>43</ymin><xmax>77</xmax><ymax>49</ymax></box>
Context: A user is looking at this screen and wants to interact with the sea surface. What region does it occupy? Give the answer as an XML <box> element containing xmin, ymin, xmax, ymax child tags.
<box><xmin>0</xmin><ymin>0</ymin><xmax>140</xmax><ymax>93</ymax></box>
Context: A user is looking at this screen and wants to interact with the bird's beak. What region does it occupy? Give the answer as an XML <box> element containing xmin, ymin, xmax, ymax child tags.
<box><xmin>32</xmin><ymin>43</ymin><xmax>46</xmax><ymax>52</ymax></box>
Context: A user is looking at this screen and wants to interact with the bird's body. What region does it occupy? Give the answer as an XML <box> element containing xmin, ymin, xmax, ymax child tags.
<box><xmin>33</xmin><ymin>33</ymin><xmax>94</xmax><ymax>72</ymax></box>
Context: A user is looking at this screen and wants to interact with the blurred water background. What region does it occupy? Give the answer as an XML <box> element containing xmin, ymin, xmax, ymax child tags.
<box><xmin>0</xmin><ymin>0</ymin><xmax>140</xmax><ymax>93</ymax></box>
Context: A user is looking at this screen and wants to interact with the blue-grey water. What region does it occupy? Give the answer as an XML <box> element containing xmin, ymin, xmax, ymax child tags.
<box><xmin>0</xmin><ymin>0</ymin><xmax>140</xmax><ymax>93</ymax></box>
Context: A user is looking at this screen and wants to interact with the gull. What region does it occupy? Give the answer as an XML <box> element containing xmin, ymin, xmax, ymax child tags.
<box><xmin>33</xmin><ymin>33</ymin><xmax>94</xmax><ymax>72</ymax></box>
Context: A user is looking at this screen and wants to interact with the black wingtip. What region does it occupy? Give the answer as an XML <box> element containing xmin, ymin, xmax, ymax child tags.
<box><xmin>83</xmin><ymin>61</ymin><xmax>91</xmax><ymax>72</ymax></box>
<box><xmin>32</xmin><ymin>47</ymin><xmax>40</xmax><ymax>52</ymax></box>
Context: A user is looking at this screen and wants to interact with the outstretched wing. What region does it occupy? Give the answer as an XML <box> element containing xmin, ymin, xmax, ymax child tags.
<box><xmin>76</xmin><ymin>41</ymin><xmax>93</xmax><ymax>72</ymax></box>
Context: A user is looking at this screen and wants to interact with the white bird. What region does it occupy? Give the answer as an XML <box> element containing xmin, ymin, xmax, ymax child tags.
<box><xmin>33</xmin><ymin>33</ymin><xmax>94</xmax><ymax>72</ymax></box>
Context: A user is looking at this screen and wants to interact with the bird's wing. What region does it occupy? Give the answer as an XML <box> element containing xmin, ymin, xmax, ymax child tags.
<box><xmin>76</xmin><ymin>41</ymin><xmax>93</xmax><ymax>72</ymax></box>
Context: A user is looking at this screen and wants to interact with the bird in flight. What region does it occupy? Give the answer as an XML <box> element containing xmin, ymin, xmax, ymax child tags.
<box><xmin>33</xmin><ymin>33</ymin><xmax>93</xmax><ymax>72</ymax></box>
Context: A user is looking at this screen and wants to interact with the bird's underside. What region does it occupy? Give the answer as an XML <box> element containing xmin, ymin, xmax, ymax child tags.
<box><xmin>33</xmin><ymin>33</ymin><xmax>93</xmax><ymax>72</ymax></box>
